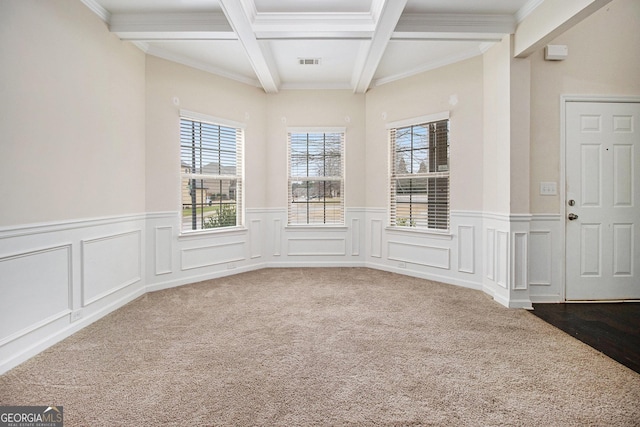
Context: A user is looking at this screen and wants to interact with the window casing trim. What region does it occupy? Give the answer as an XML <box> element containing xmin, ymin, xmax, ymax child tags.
<box><xmin>178</xmin><ymin>225</ymin><xmax>248</xmax><ymax>240</ymax></box>
<box><xmin>388</xmin><ymin>113</ymin><xmax>450</xmax><ymax>231</ymax></box>
<box><xmin>287</xmin><ymin>128</ymin><xmax>346</xmax><ymax>226</ymax></box>
<box><xmin>386</xmin><ymin>111</ymin><xmax>449</xmax><ymax>130</ymax></box>
<box><xmin>180</xmin><ymin>109</ymin><xmax>245</xmax><ymax>129</ymax></box>
<box><xmin>179</xmin><ymin>113</ymin><xmax>244</xmax><ymax>234</ymax></box>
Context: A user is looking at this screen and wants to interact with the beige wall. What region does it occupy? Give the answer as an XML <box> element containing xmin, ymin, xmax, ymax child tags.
<box><xmin>145</xmin><ymin>61</ymin><xmax>366</xmax><ymax>212</ymax></box>
<box><xmin>3</xmin><ymin>0</ymin><xmax>635</xmax><ymax>226</ymax></box>
<box><xmin>529</xmin><ymin>0</ymin><xmax>640</xmax><ymax>213</ymax></box>
<box><xmin>264</xmin><ymin>90</ymin><xmax>366</xmax><ymax>208</ymax></box>
<box><xmin>482</xmin><ymin>37</ymin><xmax>512</xmax><ymax>214</ymax></box>
<box><xmin>365</xmin><ymin>56</ymin><xmax>484</xmax><ymax>211</ymax></box>
<box><xmin>145</xmin><ymin>56</ymin><xmax>267</xmax><ymax>211</ymax></box>
<box><xmin>0</xmin><ymin>0</ymin><xmax>146</xmax><ymax>226</ymax></box>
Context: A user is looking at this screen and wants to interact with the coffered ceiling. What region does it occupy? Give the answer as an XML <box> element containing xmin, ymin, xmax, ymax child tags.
<box><xmin>82</xmin><ymin>0</ymin><xmax>542</xmax><ymax>93</ymax></box>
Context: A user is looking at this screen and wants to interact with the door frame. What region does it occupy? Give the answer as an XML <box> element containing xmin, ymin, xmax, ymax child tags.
<box><xmin>560</xmin><ymin>95</ymin><xmax>640</xmax><ymax>302</ymax></box>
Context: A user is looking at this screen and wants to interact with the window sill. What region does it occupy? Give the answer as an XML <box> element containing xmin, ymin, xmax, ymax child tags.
<box><xmin>178</xmin><ymin>226</ymin><xmax>248</xmax><ymax>239</ymax></box>
<box><xmin>285</xmin><ymin>225</ymin><xmax>348</xmax><ymax>232</ymax></box>
<box><xmin>385</xmin><ymin>226</ymin><xmax>453</xmax><ymax>240</ymax></box>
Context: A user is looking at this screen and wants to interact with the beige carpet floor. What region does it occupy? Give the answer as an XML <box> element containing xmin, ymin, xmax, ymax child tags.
<box><xmin>1</xmin><ymin>268</ymin><xmax>639</xmax><ymax>426</ymax></box>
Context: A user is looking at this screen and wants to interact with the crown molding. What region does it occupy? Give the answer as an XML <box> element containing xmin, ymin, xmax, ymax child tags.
<box><xmin>515</xmin><ymin>0</ymin><xmax>545</xmax><ymax>23</ymax></box>
<box><xmin>80</xmin><ymin>0</ymin><xmax>111</xmax><ymax>23</ymax></box>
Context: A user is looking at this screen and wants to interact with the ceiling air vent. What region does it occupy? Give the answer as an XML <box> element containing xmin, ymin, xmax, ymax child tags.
<box><xmin>298</xmin><ymin>58</ymin><xmax>321</xmax><ymax>65</ymax></box>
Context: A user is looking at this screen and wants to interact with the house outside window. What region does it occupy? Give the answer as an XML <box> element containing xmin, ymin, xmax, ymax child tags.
<box><xmin>180</xmin><ymin>112</ymin><xmax>243</xmax><ymax>232</ymax></box>
<box><xmin>287</xmin><ymin>128</ymin><xmax>345</xmax><ymax>225</ymax></box>
<box><xmin>389</xmin><ymin>113</ymin><xmax>449</xmax><ymax>230</ymax></box>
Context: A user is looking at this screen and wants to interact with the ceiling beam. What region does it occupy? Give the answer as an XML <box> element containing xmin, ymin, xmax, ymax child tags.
<box><xmin>395</xmin><ymin>13</ymin><xmax>516</xmax><ymax>35</ymax></box>
<box><xmin>109</xmin><ymin>13</ymin><xmax>236</xmax><ymax>40</ymax></box>
<box><xmin>352</xmin><ymin>0</ymin><xmax>408</xmax><ymax>93</ymax></box>
<box><xmin>514</xmin><ymin>0</ymin><xmax>613</xmax><ymax>57</ymax></box>
<box><xmin>252</xmin><ymin>13</ymin><xmax>376</xmax><ymax>37</ymax></box>
<box><xmin>218</xmin><ymin>0</ymin><xmax>280</xmax><ymax>93</ymax></box>
<box><xmin>391</xmin><ymin>33</ymin><xmax>505</xmax><ymax>42</ymax></box>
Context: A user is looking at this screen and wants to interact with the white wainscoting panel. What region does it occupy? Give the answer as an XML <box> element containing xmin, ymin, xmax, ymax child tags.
<box><xmin>181</xmin><ymin>241</ymin><xmax>246</xmax><ymax>270</ymax></box>
<box><xmin>388</xmin><ymin>241</ymin><xmax>450</xmax><ymax>269</ymax></box>
<box><xmin>155</xmin><ymin>226</ymin><xmax>173</xmax><ymax>275</ymax></box>
<box><xmin>351</xmin><ymin>218</ymin><xmax>360</xmax><ymax>256</ymax></box>
<box><xmin>486</xmin><ymin>228</ymin><xmax>495</xmax><ymax>280</ymax></box>
<box><xmin>287</xmin><ymin>238</ymin><xmax>346</xmax><ymax>256</ymax></box>
<box><xmin>0</xmin><ymin>214</ymin><xmax>147</xmax><ymax>375</ymax></box>
<box><xmin>530</xmin><ymin>231</ymin><xmax>552</xmax><ymax>286</ymax></box>
<box><xmin>82</xmin><ymin>230</ymin><xmax>142</xmax><ymax>306</ymax></box>
<box><xmin>273</xmin><ymin>219</ymin><xmax>281</xmax><ymax>256</ymax></box>
<box><xmin>370</xmin><ymin>219</ymin><xmax>382</xmax><ymax>258</ymax></box>
<box><xmin>496</xmin><ymin>231</ymin><xmax>509</xmax><ymax>289</ymax></box>
<box><xmin>250</xmin><ymin>219</ymin><xmax>262</xmax><ymax>259</ymax></box>
<box><xmin>458</xmin><ymin>225</ymin><xmax>475</xmax><ymax>274</ymax></box>
<box><xmin>3</xmin><ymin>208</ymin><xmax>566</xmax><ymax>374</ymax></box>
<box><xmin>512</xmin><ymin>232</ymin><xmax>528</xmax><ymax>290</ymax></box>
<box><xmin>0</xmin><ymin>245</ymin><xmax>72</xmax><ymax>345</ymax></box>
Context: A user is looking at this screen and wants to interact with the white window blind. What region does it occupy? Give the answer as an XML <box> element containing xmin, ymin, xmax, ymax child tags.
<box><xmin>389</xmin><ymin>118</ymin><xmax>449</xmax><ymax>230</ymax></box>
<box><xmin>287</xmin><ymin>130</ymin><xmax>345</xmax><ymax>225</ymax></box>
<box><xmin>180</xmin><ymin>115</ymin><xmax>243</xmax><ymax>232</ymax></box>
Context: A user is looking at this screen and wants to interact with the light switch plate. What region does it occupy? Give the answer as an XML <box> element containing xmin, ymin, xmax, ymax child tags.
<box><xmin>539</xmin><ymin>182</ymin><xmax>557</xmax><ymax>196</ymax></box>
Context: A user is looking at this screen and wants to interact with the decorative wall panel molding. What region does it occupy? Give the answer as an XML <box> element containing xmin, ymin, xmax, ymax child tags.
<box><xmin>273</xmin><ymin>219</ymin><xmax>281</xmax><ymax>256</ymax></box>
<box><xmin>457</xmin><ymin>225</ymin><xmax>475</xmax><ymax>273</ymax></box>
<box><xmin>529</xmin><ymin>230</ymin><xmax>552</xmax><ymax>286</ymax></box>
<box><xmin>351</xmin><ymin>218</ymin><xmax>360</xmax><ymax>256</ymax></box>
<box><xmin>486</xmin><ymin>228</ymin><xmax>495</xmax><ymax>280</ymax></box>
<box><xmin>82</xmin><ymin>230</ymin><xmax>142</xmax><ymax>306</ymax></box>
<box><xmin>0</xmin><ymin>213</ymin><xmax>147</xmax><ymax>239</ymax></box>
<box><xmin>370</xmin><ymin>219</ymin><xmax>382</xmax><ymax>258</ymax></box>
<box><xmin>250</xmin><ymin>219</ymin><xmax>262</xmax><ymax>259</ymax></box>
<box><xmin>287</xmin><ymin>237</ymin><xmax>346</xmax><ymax>256</ymax></box>
<box><xmin>496</xmin><ymin>231</ymin><xmax>509</xmax><ymax>289</ymax></box>
<box><xmin>512</xmin><ymin>232</ymin><xmax>528</xmax><ymax>290</ymax></box>
<box><xmin>155</xmin><ymin>226</ymin><xmax>173</xmax><ymax>275</ymax></box>
<box><xmin>0</xmin><ymin>245</ymin><xmax>72</xmax><ymax>345</ymax></box>
<box><xmin>388</xmin><ymin>241</ymin><xmax>450</xmax><ymax>270</ymax></box>
<box><xmin>181</xmin><ymin>241</ymin><xmax>245</xmax><ymax>270</ymax></box>
<box><xmin>1</xmin><ymin>208</ymin><xmax>561</xmax><ymax>374</ymax></box>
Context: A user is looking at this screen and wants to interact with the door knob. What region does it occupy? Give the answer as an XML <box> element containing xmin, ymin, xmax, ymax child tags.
<box><xmin>568</xmin><ymin>213</ymin><xmax>579</xmax><ymax>221</ymax></box>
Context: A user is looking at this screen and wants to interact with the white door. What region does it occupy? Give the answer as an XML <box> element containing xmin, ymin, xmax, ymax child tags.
<box><xmin>565</xmin><ymin>101</ymin><xmax>640</xmax><ymax>301</ymax></box>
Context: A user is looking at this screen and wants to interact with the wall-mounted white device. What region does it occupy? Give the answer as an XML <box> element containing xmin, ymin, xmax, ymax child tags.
<box><xmin>545</xmin><ymin>45</ymin><xmax>568</xmax><ymax>61</ymax></box>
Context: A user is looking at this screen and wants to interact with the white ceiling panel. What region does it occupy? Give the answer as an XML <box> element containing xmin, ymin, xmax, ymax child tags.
<box><xmin>85</xmin><ymin>0</ymin><xmax>543</xmax><ymax>93</ymax></box>
<box><xmin>374</xmin><ymin>40</ymin><xmax>488</xmax><ymax>85</ymax></box>
<box><xmin>147</xmin><ymin>40</ymin><xmax>258</xmax><ymax>84</ymax></box>
<box><xmin>268</xmin><ymin>40</ymin><xmax>363</xmax><ymax>88</ymax></box>
<box><xmin>253</xmin><ymin>0</ymin><xmax>373</xmax><ymax>14</ymax></box>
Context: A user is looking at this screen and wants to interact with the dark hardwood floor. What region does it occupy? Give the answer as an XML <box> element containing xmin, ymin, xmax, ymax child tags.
<box><xmin>530</xmin><ymin>303</ymin><xmax>640</xmax><ymax>374</ymax></box>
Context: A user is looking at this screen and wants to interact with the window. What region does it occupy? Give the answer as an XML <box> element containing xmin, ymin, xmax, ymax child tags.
<box><xmin>389</xmin><ymin>115</ymin><xmax>449</xmax><ymax>230</ymax></box>
<box><xmin>288</xmin><ymin>129</ymin><xmax>345</xmax><ymax>225</ymax></box>
<box><xmin>180</xmin><ymin>112</ymin><xmax>243</xmax><ymax>232</ymax></box>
